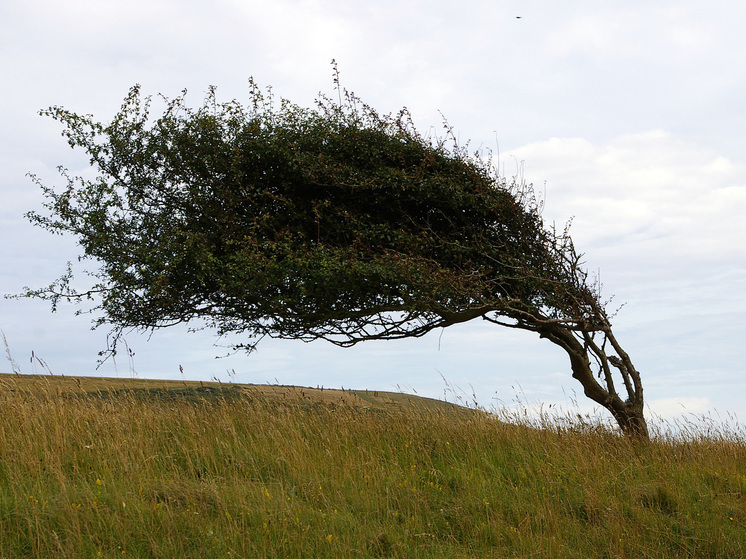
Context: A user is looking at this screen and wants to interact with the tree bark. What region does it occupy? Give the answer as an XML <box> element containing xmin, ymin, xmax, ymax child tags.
<box><xmin>540</xmin><ymin>324</ymin><xmax>649</xmax><ymax>439</ymax></box>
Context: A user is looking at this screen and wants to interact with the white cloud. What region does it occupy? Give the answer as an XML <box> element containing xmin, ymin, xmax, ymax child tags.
<box><xmin>542</xmin><ymin>2</ymin><xmax>746</xmax><ymax>65</ymax></box>
<box><xmin>649</xmin><ymin>397</ymin><xmax>711</xmax><ymax>415</ymax></box>
<box><xmin>508</xmin><ymin>130</ymin><xmax>746</xmax><ymax>267</ymax></box>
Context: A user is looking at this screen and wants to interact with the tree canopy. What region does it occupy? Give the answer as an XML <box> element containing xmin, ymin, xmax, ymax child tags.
<box><xmin>23</xmin><ymin>76</ymin><xmax>649</xmax><ymax>437</ymax></box>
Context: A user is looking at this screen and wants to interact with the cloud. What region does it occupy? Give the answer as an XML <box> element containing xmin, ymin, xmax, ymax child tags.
<box><xmin>545</xmin><ymin>6</ymin><xmax>718</xmax><ymax>61</ymax></box>
<box><xmin>508</xmin><ymin>130</ymin><xmax>746</xmax><ymax>268</ymax></box>
<box><xmin>646</xmin><ymin>397</ymin><xmax>712</xmax><ymax>419</ymax></box>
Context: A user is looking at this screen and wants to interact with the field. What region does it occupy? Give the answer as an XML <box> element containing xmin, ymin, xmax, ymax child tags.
<box><xmin>1</xmin><ymin>372</ymin><xmax>745</xmax><ymax>558</ymax></box>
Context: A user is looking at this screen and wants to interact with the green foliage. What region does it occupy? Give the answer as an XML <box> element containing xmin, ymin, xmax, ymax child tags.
<box><xmin>25</xmin><ymin>79</ymin><xmax>594</xmax><ymax>352</ymax></box>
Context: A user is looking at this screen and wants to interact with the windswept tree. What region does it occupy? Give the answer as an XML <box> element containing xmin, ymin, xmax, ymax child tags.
<box><xmin>22</xmin><ymin>77</ymin><xmax>649</xmax><ymax>437</ymax></box>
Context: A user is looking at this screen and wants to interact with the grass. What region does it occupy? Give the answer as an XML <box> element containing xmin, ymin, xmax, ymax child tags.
<box><xmin>0</xmin><ymin>373</ymin><xmax>745</xmax><ymax>558</ymax></box>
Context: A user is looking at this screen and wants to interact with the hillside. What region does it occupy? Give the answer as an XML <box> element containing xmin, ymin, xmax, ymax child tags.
<box><xmin>0</xmin><ymin>372</ymin><xmax>467</xmax><ymax>412</ymax></box>
<box><xmin>1</xmin><ymin>372</ymin><xmax>745</xmax><ymax>558</ymax></box>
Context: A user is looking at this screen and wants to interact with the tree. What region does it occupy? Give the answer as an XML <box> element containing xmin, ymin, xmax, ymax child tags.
<box><xmin>22</xmin><ymin>76</ymin><xmax>649</xmax><ymax>438</ymax></box>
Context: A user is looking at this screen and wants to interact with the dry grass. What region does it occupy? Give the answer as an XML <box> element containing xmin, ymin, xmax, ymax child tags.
<box><xmin>0</xmin><ymin>373</ymin><xmax>745</xmax><ymax>558</ymax></box>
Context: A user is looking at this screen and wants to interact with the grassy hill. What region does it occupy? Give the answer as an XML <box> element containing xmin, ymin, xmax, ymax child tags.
<box><xmin>0</xmin><ymin>372</ymin><xmax>466</xmax><ymax>411</ymax></box>
<box><xmin>1</xmin><ymin>373</ymin><xmax>745</xmax><ymax>558</ymax></box>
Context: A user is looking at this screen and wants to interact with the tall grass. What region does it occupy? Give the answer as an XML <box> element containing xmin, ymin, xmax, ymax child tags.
<box><xmin>0</xmin><ymin>377</ymin><xmax>744</xmax><ymax>558</ymax></box>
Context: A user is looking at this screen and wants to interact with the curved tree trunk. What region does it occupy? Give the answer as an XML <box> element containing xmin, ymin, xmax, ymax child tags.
<box><xmin>540</xmin><ymin>324</ymin><xmax>649</xmax><ymax>439</ymax></box>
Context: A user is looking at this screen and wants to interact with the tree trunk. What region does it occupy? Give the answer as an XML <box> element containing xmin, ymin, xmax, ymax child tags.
<box><xmin>540</xmin><ymin>324</ymin><xmax>650</xmax><ymax>439</ymax></box>
<box><xmin>609</xmin><ymin>404</ymin><xmax>649</xmax><ymax>439</ymax></box>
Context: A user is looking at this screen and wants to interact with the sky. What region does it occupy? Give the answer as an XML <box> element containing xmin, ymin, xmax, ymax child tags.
<box><xmin>1</xmin><ymin>0</ymin><xmax>745</xmax><ymax>429</ymax></box>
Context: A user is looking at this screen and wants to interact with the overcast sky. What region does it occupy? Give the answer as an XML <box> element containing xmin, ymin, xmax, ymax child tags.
<box><xmin>1</xmin><ymin>0</ymin><xmax>744</xmax><ymax>428</ymax></box>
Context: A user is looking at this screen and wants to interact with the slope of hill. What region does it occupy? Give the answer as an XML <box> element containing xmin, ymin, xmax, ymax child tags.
<box><xmin>0</xmin><ymin>372</ymin><xmax>467</xmax><ymax>412</ymax></box>
<box><xmin>1</xmin><ymin>372</ymin><xmax>744</xmax><ymax>558</ymax></box>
